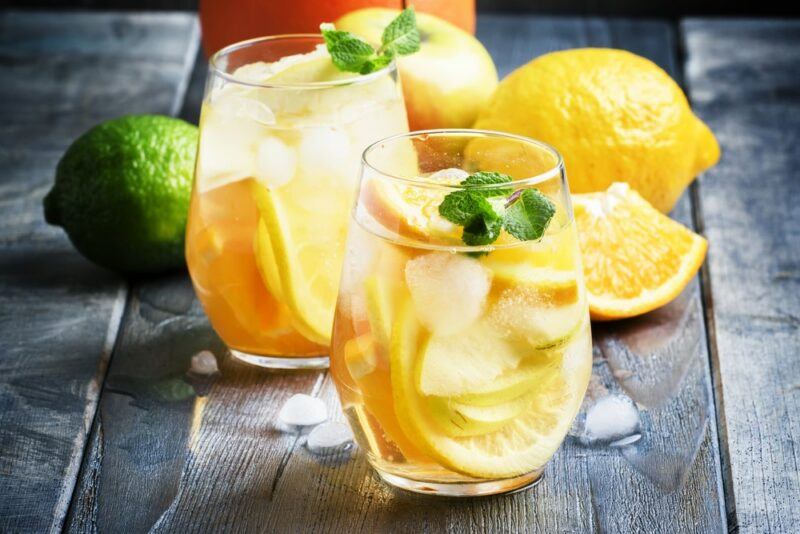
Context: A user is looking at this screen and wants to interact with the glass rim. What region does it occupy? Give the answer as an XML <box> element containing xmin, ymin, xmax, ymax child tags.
<box><xmin>209</xmin><ymin>34</ymin><xmax>397</xmax><ymax>90</ymax></box>
<box><xmin>361</xmin><ymin>129</ymin><xmax>565</xmax><ymax>191</ymax></box>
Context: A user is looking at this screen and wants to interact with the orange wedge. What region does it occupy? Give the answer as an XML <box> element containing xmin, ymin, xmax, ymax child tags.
<box><xmin>572</xmin><ymin>183</ymin><xmax>707</xmax><ymax>320</ymax></box>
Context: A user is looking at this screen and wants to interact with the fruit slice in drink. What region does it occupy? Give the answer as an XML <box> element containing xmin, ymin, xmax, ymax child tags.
<box><xmin>482</xmin><ymin>259</ymin><xmax>586</xmax><ymax>350</ymax></box>
<box><xmin>251</xmin><ymin>183</ymin><xmax>344</xmax><ymax>345</ymax></box>
<box><xmin>390</xmin><ymin>293</ymin><xmax>583</xmax><ymax>479</ymax></box>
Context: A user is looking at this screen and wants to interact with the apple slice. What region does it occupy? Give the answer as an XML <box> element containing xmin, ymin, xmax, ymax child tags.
<box><xmin>427</xmin><ymin>389</ymin><xmax>537</xmax><ymax>437</ymax></box>
<box><xmin>414</xmin><ymin>321</ymin><xmax>522</xmax><ymax>398</ymax></box>
<box><xmin>450</xmin><ymin>362</ymin><xmax>555</xmax><ymax>407</ymax></box>
<box><xmin>482</xmin><ymin>261</ymin><xmax>579</xmax><ymax>306</ymax></box>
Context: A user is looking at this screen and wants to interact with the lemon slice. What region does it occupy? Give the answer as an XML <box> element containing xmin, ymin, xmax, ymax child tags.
<box><xmin>572</xmin><ymin>183</ymin><xmax>708</xmax><ymax>320</ymax></box>
<box><xmin>364</xmin><ymin>274</ymin><xmax>398</xmax><ymax>350</ymax></box>
<box><xmin>252</xmin><ymin>182</ymin><xmax>339</xmax><ymax>345</ymax></box>
<box><xmin>391</xmin><ymin>295</ymin><xmax>581</xmax><ymax>478</ymax></box>
<box><xmin>254</xmin><ymin>219</ymin><xmax>284</xmax><ymax>300</ymax></box>
<box><xmin>482</xmin><ymin>260</ymin><xmax>579</xmax><ymax>306</ymax></box>
<box><xmin>267</xmin><ymin>56</ymin><xmax>354</xmax><ymax>84</ymax></box>
<box><xmin>361</xmin><ymin>179</ymin><xmax>450</xmax><ymax>241</ymax></box>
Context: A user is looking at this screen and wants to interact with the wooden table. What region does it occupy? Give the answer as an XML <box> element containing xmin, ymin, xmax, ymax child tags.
<box><xmin>1</xmin><ymin>10</ymin><xmax>797</xmax><ymax>533</ymax></box>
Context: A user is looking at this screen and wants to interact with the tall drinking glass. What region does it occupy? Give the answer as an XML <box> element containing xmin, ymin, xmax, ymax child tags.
<box><xmin>331</xmin><ymin>130</ymin><xmax>592</xmax><ymax>496</ymax></box>
<box><xmin>186</xmin><ymin>36</ymin><xmax>408</xmax><ymax>369</ymax></box>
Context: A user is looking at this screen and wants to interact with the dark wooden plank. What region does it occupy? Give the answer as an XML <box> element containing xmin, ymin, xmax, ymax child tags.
<box><xmin>0</xmin><ymin>10</ymin><xmax>198</xmax><ymax>533</ymax></box>
<box><xmin>682</xmin><ymin>19</ymin><xmax>800</xmax><ymax>532</ymax></box>
<box><xmin>66</xmin><ymin>15</ymin><xmax>725</xmax><ymax>533</ymax></box>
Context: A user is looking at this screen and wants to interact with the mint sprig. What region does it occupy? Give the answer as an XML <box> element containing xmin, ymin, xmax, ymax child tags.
<box><xmin>320</xmin><ymin>8</ymin><xmax>420</xmax><ymax>75</ymax></box>
<box><xmin>504</xmin><ymin>189</ymin><xmax>557</xmax><ymax>241</ymax></box>
<box><xmin>438</xmin><ymin>172</ymin><xmax>556</xmax><ymax>247</ymax></box>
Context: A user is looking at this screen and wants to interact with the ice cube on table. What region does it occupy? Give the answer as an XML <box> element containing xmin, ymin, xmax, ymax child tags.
<box><xmin>306</xmin><ymin>422</ymin><xmax>355</xmax><ymax>456</ymax></box>
<box><xmin>256</xmin><ymin>136</ymin><xmax>297</xmax><ymax>189</ymax></box>
<box><xmin>579</xmin><ymin>394</ymin><xmax>641</xmax><ymax>446</ymax></box>
<box><xmin>405</xmin><ymin>252</ymin><xmax>492</xmax><ymax>336</ymax></box>
<box><xmin>277</xmin><ymin>394</ymin><xmax>328</xmax><ymax>432</ymax></box>
<box><xmin>189</xmin><ymin>350</ymin><xmax>219</xmax><ymax>376</ymax></box>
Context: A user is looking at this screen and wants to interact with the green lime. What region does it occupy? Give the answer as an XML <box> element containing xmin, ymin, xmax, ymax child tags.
<box><xmin>44</xmin><ymin>115</ymin><xmax>198</xmax><ymax>274</ymax></box>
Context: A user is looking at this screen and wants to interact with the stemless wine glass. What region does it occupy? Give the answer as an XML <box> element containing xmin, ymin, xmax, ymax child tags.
<box><xmin>330</xmin><ymin>130</ymin><xmax>592</xmax><ymax>496</ymax></box>
<box><xmin>185</xmin><ymin>35</ymin><xmax>408</xmax><ymax>369</ymax></box>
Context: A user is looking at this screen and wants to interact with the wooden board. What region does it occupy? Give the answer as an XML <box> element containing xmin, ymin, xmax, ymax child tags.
<box><xmin>0</xmin><ymin>11</ymin><xmax>198</xmax><ymax>533</ymax></box>
<box><xmin>64</xmin><ymin>15</ymin><xmax>727</xmax><ymax>532</ymax></box>
<box><xmin>682</xmin><ymin>19</ymin><xmax>800</xmax><ymax>532</ymax></box>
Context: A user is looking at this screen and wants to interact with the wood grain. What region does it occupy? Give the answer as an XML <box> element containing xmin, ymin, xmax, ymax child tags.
<box><xmin>64</xmin><ymin>15</ymin><xmax>727</xmax><ymax>533</ymax></box>
<box><xmin>0</xmin><ymin>11</ymin><xmax>198</xmax><ymax>533</ymax></box>
<box><xmin>682</xmin><ymin>19</ymin><xmax>800</xmax><ymax>533</ymax></box>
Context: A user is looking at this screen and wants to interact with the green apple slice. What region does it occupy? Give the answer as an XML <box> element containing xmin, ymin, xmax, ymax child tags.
<box><xmin>427</xmin><ymin>389</ymin><xmax>537</xmax><ymax>437</ymax></box>
<box><xmin>414</xmin><ymin>321</ymin><xmax>522</xmax><ymax>398</ymax></box>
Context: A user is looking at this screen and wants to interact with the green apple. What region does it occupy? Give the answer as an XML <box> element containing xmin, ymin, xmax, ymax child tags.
<box><xmin>335</xmin><ymin>8</ymin><xmax>498</xmax><ymax>130</ymax></box>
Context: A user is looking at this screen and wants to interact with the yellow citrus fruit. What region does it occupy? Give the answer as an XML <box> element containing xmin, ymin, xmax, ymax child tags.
<box><xmin>573</xmin><ymin>182</ymin><xmax>708</xmax><ymax>320</ymax></box>
<box><xmin>390</xmin><ymin>294</ymin><xmax>585</xmax><ymax>478</ymax></box>
<box><xmin>474</xmin><ymin>48</ymin><xmax>720</xmax><ymax>213</ymax></box>
<box><xmin>251</xmin><ymin>182</ymin><xmax>343</xmax><ymax>345</ymax></box>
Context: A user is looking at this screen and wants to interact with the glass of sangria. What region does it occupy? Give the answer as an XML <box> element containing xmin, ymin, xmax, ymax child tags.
<box><xmin>331</xmin><ymin>130</ymin><xmax>592</xmax><ymax>496</ymax></box>
<box><xmin>186</xmin><ymin>35</ymin><xmax>408</xmax><ymax>369</ymax></box>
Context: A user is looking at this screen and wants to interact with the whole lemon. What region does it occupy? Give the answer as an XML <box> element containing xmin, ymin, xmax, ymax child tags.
<box><xmin>474</xmin><ymin>48</ymin><xmax>720</xmax><ymax>212</ymax></box>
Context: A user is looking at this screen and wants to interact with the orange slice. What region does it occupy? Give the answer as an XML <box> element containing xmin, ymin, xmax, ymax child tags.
<box><xmin>573</xmin><ymin>182</ymin><xmax>707</xmax><ymax>320</ymax></box>
<box><xmin>361</xmin><ymin>173</ymin><xmax>458</xmax><ymax>243</ymax></box>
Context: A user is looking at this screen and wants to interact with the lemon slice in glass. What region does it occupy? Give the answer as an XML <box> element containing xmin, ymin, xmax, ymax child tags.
<box><xmin>252</xmin><ymin>182</ymin><xmax>342</xmax><ymax>345</ymax></box>
<box><xmin>391</xmin><ymin>294</ymin><xmax>584</xmax><ymax>479</ymax></box>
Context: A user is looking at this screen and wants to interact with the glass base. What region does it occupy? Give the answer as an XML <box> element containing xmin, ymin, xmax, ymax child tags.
<box><xmin>375</xmin><ymin>468</ymin><xmax>543</xmax><ymax>497</ymax></box>
<box><xmin>230</xmin><ymin>349</ymin><xmax>329</xmax><ymax>370</ymax></box>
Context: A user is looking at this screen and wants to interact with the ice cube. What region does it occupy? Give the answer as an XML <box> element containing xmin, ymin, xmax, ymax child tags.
<box><xmin>256</xmin><ymin>136</ymin><xmax>297</xmax><ymax>189</ymax></box>
<box><xmin>277</xmin><ymin>394</ymin><xmax>327</xmax><ymax>432</ymax></box>
<box><xmin>405</xmin><ymin>252</ymin><xmax>492</xmax><ymax>335</ymax></box>
<box><xmin>338</xmin><ymin>224</ymin><xmax>377</xmax><ymax>296</ymax></box>
<box><xmin>579</xmin><ymin>394</ymin><xmax>641</xmax><ymax>447</ymax></box>
<box><xmin>213</xmin><ymin>91</ymin><xmax>276</xmax><ymax>125</ymax></box>
<box><xmin>306</xmin><ymin>422</ymin><xmax>354</xmax><ymax>456</ymax></box>
<box><xmin>428</xmin><ymin>168</ymin><xmax>470</xmax><ymax>184</ymax></box>
<box><xmin>189</xmin><ymin>350</ymin><xmax>219</xmax><ymax>376</ymax></box>
<box><xmin>297</xmin><ymin>126</ymin><xmax>352</xmax><ymax>181</ymax></box>
<box><xmin>196</xmin><ymin>98</ymin><xmax>265</xmax><ymax>193</ymax></box>
<box><xmin>231</xmin><ymin>62</ymin><xmax>276</xmax><ymax>84</ymax></box>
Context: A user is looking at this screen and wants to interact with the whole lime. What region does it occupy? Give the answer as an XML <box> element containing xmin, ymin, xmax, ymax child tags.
<box><xmin>44</xmin><ymin>115</ymin><xmax>198</xmax><ymax>274</ymax></box>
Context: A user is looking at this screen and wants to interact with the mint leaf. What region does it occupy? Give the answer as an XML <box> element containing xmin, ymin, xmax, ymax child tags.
<box><xmin>439</xmin><ymin>189</ymin><xmax>504</xmax><ymax>246</ymax></box>
<box><xmin>380</xmin><ymin>7</ymin><xmax>421</xmax><ymax>57</ymax></box>
<box><xmin>461</xmin><ymin>172</ymin><xmax>514</xmax><ymax>197</ymax></box>
<box><xmin>320</xmin><ymin>23</ymin><xmax>377</xmax><ymax>73</ymax></box>
<box><xmin>321</xmin><ymin>8</ymin><xmax>420</xmax><ymax>75</ymax></box>
<box><xmin>358</xmin><ymin>54</ymin><xmax>393</xmax><ymax>75</ymax></box>
<box><xmin>437</xmin><ymin>170</ymin><xmax>556</xmax><ymax>247</ymax></box>
<box><xmin>503</xmin><ymin>189</ymin><xmax>556</xmax><ymax>242</ymax></box>
<box><xmin>463</xmin><ymin>216</ymin><xmax>504</xmax><ymax>246</ymax></box>
<box><xmin>438</xmin><ymin>191</ymin><xmax>498</xmax><ymax>226</ymax></box>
